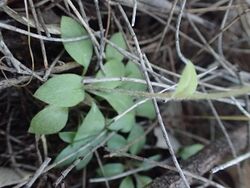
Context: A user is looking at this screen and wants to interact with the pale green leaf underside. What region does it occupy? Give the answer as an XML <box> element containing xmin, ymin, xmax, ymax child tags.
<box><xmin>174</xmin><ymin>61</ymin><xmax>198</xmax><ymax>98</ymax></box>
<box><xmin>106</xmin><ymin>32</ymin><xmax>127</xmax><ymax>62</ymax></box>
<box><xmin>74</xmin><ymin>103</ymin><xmax>105</xmax><ymax>141</ymax></box>
<box><xmin>34</xmin><ymin>74</ymin><xmax>85</xmax><ymax>107</ymax></box>
<box><xmin>29</xmin><ymin>105</ymin><xmax>68</xmax><ymax>135</ymax></box>
<box><xmin>61</xmin><ymin>16</ymin><xmax>93</xmax><ymax>70</ymax></box>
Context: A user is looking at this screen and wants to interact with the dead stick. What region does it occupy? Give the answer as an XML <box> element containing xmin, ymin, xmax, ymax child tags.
<box><xmin>148</xmin><ymin>126</ymin><xmax>248</xmax><ymax>188</ymax></box>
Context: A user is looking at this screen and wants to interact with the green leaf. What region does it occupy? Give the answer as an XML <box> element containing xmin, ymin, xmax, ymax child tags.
<box><xmin>179</xmin><ymin>144</ymin><xmax>204</xmax><ymax>160</ymax></box>
<box><xmin>106</xmin><ymin>32</ymin><xmax>126</xmax><ymax>62</ymax></box>
<box><xmin>139</xmin><ymin>154</ymin><xmax>161</xmax><ymax>170</ymax></box>
<box><xmin>121</xmin><ymin>61</ymin><xmax>146</xmax><ymax>91</ymax></box>
<box><xmin>59</xmin><ymin>132</ymin><xmax>76</xmax><ymax>143</ymax></box>
<box><xmin>29</xmin><ymin>105</ymin><xmax>68</xmax><ymax>135</ymax></box>
<box><xmin>135</xmin><ymin>175</ymin><xmax>152</xmax><ymax>188</ymax></box>
<box><xmin>74</xmin><ymin>103</ymin><xmax>105</xmax><ymax>141</ymax></box>
<box><xmin>76</xmin><ymin>153</ymin><xmax>93</xmax><ymax>170</ymax></box>
<box><xmin>34</xmin><ymin>74</ymin><xmax>85</xmax><ymax>107</ymax></box>
<box><xmin>127</xmin><ymin>124</ymin><xmax>146</xmax><ymax>155</ymax></box>
<box><xmin>54</xmin><ymin>133</ymin><xmax>107</xmax><ymax>168</ymax></box>
<box><xmin>91</xmin><ymin>91</ymin><xmax>135</xmax><ymax>132</ymax></box>
<box><xmin>61</xmin><ymin>16</ymin><xmax>93</xmax><ymax>70</ymax></box>
<box><xmin>173</xmin><ymin>61</ymin><xmax>198</xmax><ymax>98</ymax></box>
<box><xmin>119</xmin><ymin>177</ymin><xmax>134</xmax><ymax>188</ymax></box>
<box><xmin>135</xmin><ymin>100</ymin><xmax>156</xmax><ymax>119</ymax></box>
<box><xmin>93</xmin><ymin>92</ymin><xmax>133</xmax><ymax>113</ymax></box>
<box><xmin>109</xmin><ymin>113</ymin><xmax>135</xmax><ymax>133</ymax></box>
<box><xmin>53</xmin><ymin>144</ymin><xmax>78</xmax><ymax>167</ymax></box>
<box><xmin>107</xmin><ymin>133</ymin><xmax>127</xmax><ymax>150</ymax></box>
<box><xmin>96</xmin><ymin>163</ymin><xmax>124</xmax><ymax>177</ymax></box>
<box><xmin>95</xmin><ymin>60</ymin><xmax>125</xmax><ymax>89</ymax></box>
<box><xmin>53</xmin><ymin>140</ymin><xmax>90</xmax><ymax>168</ymax></box>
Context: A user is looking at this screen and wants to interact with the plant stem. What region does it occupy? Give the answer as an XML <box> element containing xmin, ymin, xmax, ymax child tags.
<box><xmin>85</xmin><ymin>85</ymin><xmax>250</xmax><ymax>101</ymax></box>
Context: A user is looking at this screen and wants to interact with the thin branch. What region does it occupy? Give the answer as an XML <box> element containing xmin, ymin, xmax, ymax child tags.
<box><xmin>94</xmin><ymin>0</ymin><xmax>105</xmax><ymax>71</ymax></box>
<box><xmin>212</xmin><ymin>151</ymin><xmax>250</xmax><ymax>173</ymax></box>
<box><xmin>117</xmin><ymin>4</ymin><xmax>190</xmax><ymax>187</ymax></box>
<box><xmin>148</xmin><ymin>126</ymin><xmax>248</xmax><ymax>187</ymax></box>
<box><xmin>175</xmin><ymin>0</ymin><xmax>189</xmax><ymax>65</ymax></box>
<box><xmin>54</xmin><ymin>132</ymin><xmax>114</xmax><ymax>186</ymax></box>
<box><xmin>25</xmin><ymin>158</ymin><xmax>51</xmax><ymax>188</ymax></box>
<box><xmin>131</xmin><ymin>0</ymin><xmax>137</xmax><ymax>26</ymax></box>
<box><xmin>0</xmin><ymin>22</ymin><xmax>94</xmax><ymax>42</ymax></box>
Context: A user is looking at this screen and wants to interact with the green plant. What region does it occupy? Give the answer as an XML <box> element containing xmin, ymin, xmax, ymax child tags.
<box><xmin>31</xmin><ymin>15</ymin><xmax>241</xmax><ymax>186</ymax></box>
<box><xmin>30</xmin><ymin>15</ymin><xmax>247</xmax><ymax>186</ymax></box>
<box><xmin>96</xmin><ymin>154</ymin><xmax>161</xmax><ymax>188</ymax></box>
<box><xmin>29</xmin><ymin>16</ymin><xmax>157</xmax><ymax>179</ymax></box>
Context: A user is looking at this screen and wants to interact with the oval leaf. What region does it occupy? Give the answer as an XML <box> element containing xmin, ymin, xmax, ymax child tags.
<box><xmin>106</xmin><ymin>32</ymin><xmax>127</xmax><ymax>62</ymax></box>
<box><xmin>121</xmin><ymin>61</ymin><xmax>146</xmax><ymax>91</ymax></box>
<box><xmin>90</xmin><ymin>91</ymin><xmax>135</xmax><ymax>132</ymax></box>
<box><xmin>61</xmin><ymin>16</ymin><xmax>93</xmax><ymax>70</ymax></box>
<box><xmin>119</xmin><ymin>177</ymin><xmax>135</xmax><ymax>188</ymax></box>
<box><xmin>34</xmin><ymin>74</ymin><xmax>85</xmax><ymax>107</ymax></box>
<box><xmin>95</xmin><ymin>60</ymin><xmax>125</xmax><ymax>89</ymax></box>
<box><xmin>74</xmin><ymin>103</ymin><xmax>105</xmax><ymax>141</ymax></box>
<box><xmin>59</xmin><ymin>132</ymin><xmax>76</xmax><ymax>143</ymax></box>
<box><xmin>107</xmin><ymin>133</ymin><xmax>127</xmax><ymax>150</ymax></box>
<box><xmin>173</xmin><ymin>61</ymin><xmax>198</xmax><ymax>98</ymax></box>
<box><xmin>109</xmin><ymin>113</ymin><xmax>135</xmax><ymax>132</ymax></box>
<box><xmin>29</xmin><ymin>105</ymin><xmax>68</xmax><ymax>135</ymax></box>
<box><xmin>135</xmin><ymin>100</ymin><xmax>156</xmax><ymax>119</ymax></box>
<box><xmin>127</xmin><ymin>124</ymin><xmax>146</xmax><ymax>155</ymax></box>
<box><xmin>96</xmin><ymin>163</ymin><xmax>124</xmax><ymax>177</ymax></box>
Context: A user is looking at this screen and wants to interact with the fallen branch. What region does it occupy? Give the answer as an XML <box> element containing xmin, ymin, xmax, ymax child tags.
<box><xmin>148</xmin><ymin>126</ymin><xmax>248</xmax><ymax>188</ymax></box>
<box><xmin>0</xmin><ymin>62</ymin><xmax>80</xmax><ymax>91</ymax></box>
